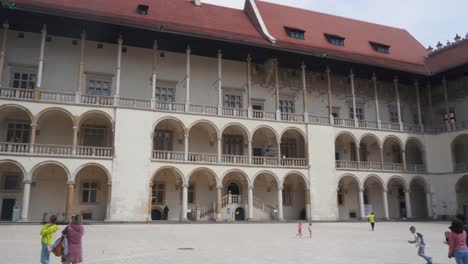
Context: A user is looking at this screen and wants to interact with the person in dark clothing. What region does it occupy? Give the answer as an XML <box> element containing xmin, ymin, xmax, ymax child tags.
<box><xmin>163</xmin><ymin>206</ymin><xmax>169</xmax><ymax>220</ymax></box>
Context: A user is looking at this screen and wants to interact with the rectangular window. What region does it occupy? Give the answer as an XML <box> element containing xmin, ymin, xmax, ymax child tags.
<box><xmin>332</xmin><ymin>107</ymin><xmax>340</xmax><ymax>118</ymax></box>
<box><xmin>6</xmin><ymin>123</ymin><xmax>30</xmax><ymax>143</ymax></box>
<box><xmin>279</xmin><ymin>100</ymin><xmax>295</xmax><ymax>113</ymax></box>
<box><xmin>10</xmin><ymin>70</ymin><xmax>36</xmax><ymax>89</ymax></box>
<box><xmin>370</xmin><ymin>42</ymin><xmax>390</xmax><ymax>54</ymax></box>
<box><xmin>281</xmin><ymin>138</ymin><xmax>298</xmax><ymax>158</ymax></box>
<box><xmin>337</xmin><ymin>190</ymin><xmax>343</xmax><ymax>205</ymax></box>
<box><xmin>188</xmin><ymin>184</ymin><xmax>195</xmax><ymax>204</ymax></box>
<box><xmin>152</xmin><ymin>183</ymin><xmax>165</xmax><ymax>204</ymax></box>
<box><xmin>87</xmin><ymin>77</ymin><xmax>111</xmax><ymax>96</ymax></box>
<box><xmin>223</xmin><ymin>135</ymin><xmax>243</xmax><ymax>155</ymax></box>
<box><xmin>154</xmin><ymin>130</ymin><xmax>173</xmax><ymax>151</ymax></box>
<box><xmin>325</xmin><ymin>34</ymin><xmax>345</xmax><ymax>46</ymax></box>
<box><xmin>82</xmin><ymin>182</ymin><xmax>98</xmax><ymax>203</ymax></box>
<box><xmin>155</xmin><ymin>87</ymin><xmax>174</xmax><ymax>102</ymax></box>
<box><xmin>282</xmin><ymin>185</ymin><xmax>293</xmax><ymax>206</ymax></box>
<box><xmin>349</xmin><ymin>108</ymin><xmax>364</xmax><ymax>120</ymax></box>
<box><xmin>82</xmin><ymin>126</ymin><xmax>107</xmax><ymax>147</ymax></box>
<box><xmin>223</xmin><ymin>94</ymin><xmax>242</xmax><ymax>109</ymax></box>
<box><xmin>350</xmin><ymin>142</ymin><xmax>357</xmax><ymax>161</ymax></box>
<box><xmin>4</xmin><ymin>175</ymin><xmax>19</xmax><ymax>190</ymax></box>
<box><xmin>390</xmin><ymin>111</ymin><xmax>399</xmax><ymax>123</ymax></box>
<box><xmin>285</xmin><ymin>27</ymin><xmax>305</xmax><ymax>40</ymax></box>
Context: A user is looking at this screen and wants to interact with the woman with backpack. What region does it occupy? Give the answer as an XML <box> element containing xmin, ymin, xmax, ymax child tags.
<box><xmin>62</xmin><ymin>214</ymin><xmax>84</xmax><ymax>264</ymax></box>
<box><xmin>449</xmin><ymin>218</ymin><xmax>468</xmax><ymax>263</ymax></box>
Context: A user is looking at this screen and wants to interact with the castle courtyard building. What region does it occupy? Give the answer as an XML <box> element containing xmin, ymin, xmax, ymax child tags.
<box><xmin>0</xmin><ymin>0</ymin><xmax>467</xmax><ymax>222</ymax></box>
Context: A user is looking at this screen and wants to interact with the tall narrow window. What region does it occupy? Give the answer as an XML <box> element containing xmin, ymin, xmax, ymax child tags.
<box><xmin>154</xmin><ymin>130</ymin><xmax>173</xmax><ymax>151</ymax></box>
<box><xmin>350</xmin><ymin>142</ymin><xmax>357</xmax><ymax>161</ymax></box>
<box><xmin>223</xmin><ymin>135</ymin><xmax>243</xmax><ymax>155</ymax></box>
<box><xmin>392</xmin><ymin>145</ymin><xmax>402</xmax><ymax>163</ymax></box>
<box><xmin>82</xmin><ymin>182</ymin><xmax>98</xmax><ymax>203</ymax></box>
<box><xmin>188</xmin><ymin>184</ymin><xmax>195</xmax><ymax>204</ymax></box>
<box><xmin>281</xmin><ymin>138</ymin><xmax>298</xmax><ymax>158</ymax></box>
<box><xmin>152</xmin><ymin>183</ymin><xmax>165</xmax><ymax>204</ymax></box>
<box><xmin>282</xmin><ymin>184</ymin><xmax>293</xmax><ymax>205</ymax></box>
<box><xmin>10</xmin><ymin>71</ymin><xmax>36</xmax><ymax>89</ymax></box>
<box><xmin>4</xmin><ymin>175</ymin><xmax>19</xmax><ymax>190</ymax></box>
<box><xmin>6</xmin><ymin>123</ymin><xmax>30</xmax><ymax>143</ymax></box>
<box><xmin>390</xmin><ymin>111</ymin><xmax>399</xmax><ymax>123</ymax></box>
<box><xmin>359</xmin><ymin>143</ymin><xmax>368</xmax><ymax>162</ymax></box>
<box><xmin>349</xmin><ymin>107</ymin><xmax>364</xmax><ymax>120</ymax></box>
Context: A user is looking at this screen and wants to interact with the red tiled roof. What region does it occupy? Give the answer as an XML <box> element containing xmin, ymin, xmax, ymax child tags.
<box><xmin>253</xmin><ymin>0</ymin><xmax>429</xmax><ymax>74</ymax></box>
<box><xmin>426</xmin><ymin>40</ymin><xmax>468</xmax><ymax>74</ymax></box>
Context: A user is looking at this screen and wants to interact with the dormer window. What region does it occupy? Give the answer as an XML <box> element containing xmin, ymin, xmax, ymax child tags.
<box><xmin>285</xmin><ymin>27</ymin><xmax>305</xmax><ymax>40</ymax></box>
<box><xmin>370</xmin><ymin>42</ymin><xmax>390</xmax><ymax>54</ymax></box>
<box><xmin>137</xmin><ymin>4</ymin><xmax>149</xmax><ymax>15</ymax></box>
<box><xmin>324</xmin><ymin>34</ymin><xmax>345</xmax><ymax>46</ymax></box>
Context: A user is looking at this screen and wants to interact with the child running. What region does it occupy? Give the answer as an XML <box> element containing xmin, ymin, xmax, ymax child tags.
<box><xmin>368</xmin><ymin>212</ymin><xmax>376</xmax><ymax>231</ymax></box>
<box><xmin>408</xmin><ymin>226</ymin><xmax>433</xmax><ymax>264</ymax></box>
<box><xmin>296</xmin><ymin>222</ymin><xmax>302</xmax><ymax>238</ymax></box>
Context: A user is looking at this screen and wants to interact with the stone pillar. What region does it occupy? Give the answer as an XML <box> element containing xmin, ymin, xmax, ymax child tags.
<box><xmin>181</xmin><ymin>184</ymin><xmax>188</xmax><ymax>221</ymax></box>
<box><xmin>402</xmin><ymin>150</ymin><xmax>407</xmax><ymax>171</ymax></box>
<box><xmin>185</xmin><ymin>45</ymin><xmax>191</xmax><ymax>110</ymax></box>
<box><xmin>72</xmin><ymin>126</ymin><xmax>78</xmax><ymax>155</ymax></box>
<box><xmin>427</xmin><ymin>81</ymin><xmax>434</xmax><ymax>128</ymax></box>
<box><xmin>301</xmin><ymin>63</ymin><xmax>308</xmax><ymax>122</ymax></box>
<box><xmin>358</xmin><ymin>189</ymin><xmax>365</xmax><ymax>219</ymax></box>
<box><xmin>114</xmin><ymin>35</ymin><xmax>123</xmax><ymax>105</ymax></box>
<box><xmin>426</xmin><ymin>192</ymin><xmax>433</xmax><ymax>218</ymax></box>
<box><xmin>216</xmin><ymin>186</ymin><xmax>222</xmax><ymax>221</ymax></box>
<box><xmin>105</xmin><ymin>183</ymin><xmax>112</xmax><ymax>221</ymax></box>
<box><xmin>404</xmin><ymin>190</ymin><xmax>412</xmax><ymax>219</ymax></box>
<box><xmin>66</xmin><ymin>182</ymin><xmax>75</xmax><ymax>222</ymax></box>
<box><xmin>76</xmin><ymin>30</ymin><xmax>86</xmax><ymax>103</ymax></box>
<box><xmin>415</xmin><ymin>80</ymin><xmax>423</xmax><ymax>131</ymax></box>
<box><xmin>36</xmin><ymin>24</ymin><xmax>47</xmax><ymax>98</ymax></box>
<box><xmin>29</xmin><ymin>124</ymin><xmax>37</xmax><ymax>153</ymax></box>
<box><xmin>350</xmin><ymin>70</ymin><xmax>358</xmax><ymax>127</ymax></box>
<box><xmin>248</xmin><ymin>139</ymin><xmax>252</xmax><ymax>164</ymax></box>
<box><xmin>394</xmin><ymin>77</ymin><xmax>403</xmax><ymax>131</ymax></box>
<box><xmin>277</xmin><ymin>141</ymin><xmax>281</xmax><ymax>165</ymax></box>
<box><xmin>380</xmin><ymin>148</ymin><xmax>384</xmax><ymax>169</ymax></box>
<box><xmin>382</xmin><ymin>189</ymin><xmax>389</xmax><ymax>220</ymax></box>
<box><xmin>151</xmin><ymin>40</ymin><xmax>158</xmax><ymax>109</ymax></box>
<box><xmin>277</xmin><ymin>187</ymin><xmax>284</xmax><ymax>220</ymax></box>
<box><xmin>0</xmin><ymin>21</ymin><xmax>9</xmax><ymax>87</ymax></box>
<box><xmin>247</xmin><ymin>55</ymin><xmax>252</xmax><ymax>118</ymax></box>
<box><xmin>248</xmin><ymin>186</ymin><xmax>253</xmax><ymax>220</ymax></box>
<box><xmin>275</xmin><ymin>59</ymin><xmax>281</xmax><ymax>120</ymax></box>
<box><xmin>326</xmin><ymin>66</ymin><xmax>333</xmax><ymax>123</ymax></box>
<box><xmin>372</xmin><ymin>73</ymin><xmax>381</xmax><ymax>128</ymax></box>
<box><xmin>147</xmin><ymin>182</ymin><xmax>153</xmax><ymax>221</ymax></box>
<box><xmin>217</xmin><ymin>136</ymin><xmax>222</xmax><ymax>163</ymax></box>
<box><xmin>305</xmin><ymin>188</ymin><xmax>311</xmax><ymax>221</ymax></box>
<box><xmin>217</xmin><ymin>50</ymin><xmax>223</xmax><ymax>115</ymax></box>
<box><xmin>20</xmin><ymin>180</ymin><xmax>31</xmax><ymax>221</ymax></box>
<box><xmin>184</xmin><ymin>131</ymin><xmax>189</xmax><ymax>161</ymax></box>
<box><xmin>356</xmin><ymin>145</ymin><xmax>361</xmax><ymax>167</ymax></box>
<box><xmin>442</xmin><ymin>76</ymin><xmax>450</xmax><ymax>130</ymax></box>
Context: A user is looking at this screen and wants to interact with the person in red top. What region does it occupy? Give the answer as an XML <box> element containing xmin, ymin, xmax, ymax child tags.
<box><xmin>448</xmin><ymin>219</ymin><xmax>468</xmax><ymax>263</ymax></box>
<box><xmin>296</xmin><ymin>222</ymin><xmax>302</xmax><ymax>238</ymax></box>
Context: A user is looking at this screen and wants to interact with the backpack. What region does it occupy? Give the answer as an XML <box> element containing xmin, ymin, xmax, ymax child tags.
<box><xmin>52</xmin><ymin>236</ymin><xmax>65</xmax><ymax>257</ymax></box>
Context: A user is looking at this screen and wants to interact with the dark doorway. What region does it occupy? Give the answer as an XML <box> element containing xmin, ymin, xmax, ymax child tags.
<box><xmin>227</xmin><ymin>183</ymin><xmax>240</xmax><ymax>195</ymax></box>
<box><xmin>151</xmin><ymin>209</ymin><xmax>162</xmax><ymax>220</ymax></box>
<box><xmin>235</xmin><ymin>207</ymin><xmax>244</xmax><ymax>221</ymax></box>
<box><xmin>1</xmin><ymin>199</ymin><xmax>15</xmax><ymax>221</ymax></box>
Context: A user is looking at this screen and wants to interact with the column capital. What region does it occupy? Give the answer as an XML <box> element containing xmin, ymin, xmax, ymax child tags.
<box><xmin>107</xmin><ymin>182</ymin><xmax>113</xmax><ymax>187</ymax></box>
<box><xmin>383</xmin><ymin>188</ymin><xmax>388</xmax><ymax>193</ymax></box>
<box><xmin>371</xmin><ymin>72</ymin><xmax>377</xmax><ymax>81</ymax></box>
<box><xmin>217</xmin><ymin>185</ymin><xmax>223</xmax><ymax>190</ymax></box>
<box><xmin>349</xmin><ymin>69</ymin><xmax>354</xmax><ymax>78</ymax></box>
<box><xmin>41</xmin><ymin>24</ymin><xmax>47</xmax><ymax>34</ymax></box>
<box><xmin>404</xmin><ymin>189</ymin><xmax>410</xmax><ymax>193</ymax></box>
<box><xmin>67</xmin><ymin>181</ymin><xmax>75</xmax><ymax>186</ymax></box>
<box><xmin>182</xmin><ymin>183</ymin><xmax>189</xmax><ymax>188</ymax></box>
<box><xmin>3</xmin><ymin>20</ymin><xmax>9</xmax><ymax>29</ymax></box>
<box><xmin>153</xmin><ymin>40</ymin><xmax>158</xmax><ymax>49</ymax></box>
<box><xmin>248</xmin><ymin>186</ymin><xmax>254</xmax><ymax>190</ymax></box>
<box><xmin>278</xmin><ymin>186</ymin><xmax>284</xmax><ymax>191</ymax></box>
<box><xmin>80</xmin><ymin>30</ymin><xmax>87</xmax><ymax>39</ymax></box>
<box><xmin>414</xmin><ymin>79</ymin><xmax>419</xmax><ymax>87</ymax></box>
<box><xmin>300</xmin><ymin>62</ymin><xmax>306</xmax><ymax>70</ymax></box>
<box><xmin>393</xmin><ymin>76</ymin><xmax>399</xmax><ymax>84</ymax></box>
<box><xmin>117</xmin><ymin>34</ymin><xmax>123</xmax><ymax>44</ymax></box>
<box><xmin>325</xmin><ymin>66</ymin><xmax>331</xmax><ymax>74</ymax></box>
<box><xmin>217</xmin><ymin>49</ymin><xmax>222</xmax><ymax>58</ymax></box>
<box><xmin>186</xmin><ymin>45</ymin><xmax>191</xmax><ymax>53</ymax></box>
<box><xmin>23</xmin><ymin>179</ymin><xmax>32</xmax><ymax>184</ymax></box>
<box><xmin>73</xmin><ymin>126</ymin><xmax>79</xmax><ymax>131</ymax></box>
<box><xmin>246</xmin><ymin>54</ymin><xmax>251</xmax><ymax>62</ymax></box>
<box><xmin>30</xmin><ymin>124</ymin><xmax>37</xmax><ymax>128</ymax></box>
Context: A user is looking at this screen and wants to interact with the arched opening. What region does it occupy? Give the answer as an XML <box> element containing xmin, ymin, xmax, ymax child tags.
<box><xmin>387</xmin><ymin>178</ymin><xmax>407</xmax><ymax>219</ymax></box>
<box><xmin>452</xmin><ymin>134</ymin><xmax>468</xmax><ymax>171</ymax></box>
<box><xmin>73</xmin><ymin>165</ymin><xmax>110</xmax><ymax>221</ymax></box>
<box><xmin>36</xmin><ymin>109</ymin><xmax>74</xmax><ymax>146</ymax></box>
<box><xmin>359</xmin><ymin>135</ymin><xmax>381</xmax><ymax>164</ymax></box>
<box><xmin>222</xmin><ymin>170</ymin><xmax>249</xmax><ymax>221</ymax></box>
<box><xmin>151</xmin><ymin>168</ymin><xmax>184</xmax><ymax>221</ymax></box>
<box><xmin>410</xmin><ymin>178</ymin><xmax>428</xmax><ymax>219</ymax></box>
<box><xmin>188</xmin><ymin>122</ymin><xmax>218</xmax><ymax>162</ymax></box>
<box><xmin>405</xmin><ymin>139</ymin><xmax>425</xmax><ymax>171</ymax></box>
<box><xmin>252</xmin><ymin>127</ymin><xmax>278</xmax><ymax>165</ymax></box>
<box><xmin>280</xmin><ymin>129</ymin><xmax>306</xmax><ymax>158</ymax></box>
<box><xmin>151</xmin><ymin>208</ymin><xmax>162</xmax><ymax>220</ymax></box>
<box><xmin>282</xmin><ymin>173</ymin><xmax>307</xmax><ymax>220</ymax></box>
<box><xmin>253</xmin><ymin>172</ymin><xmax>279</xmax><ymax>220</ymax></box>
<box><xmin>187</xmin><ymin>169</ymin><xmax>217</xmax><ymax>220</ymax></box>
<box><xmin>30</xmin><ymin>163</ymin><xmax>68</xmax><ymax>222</ymax></box>
<box><xmin>337</xmin><ymin>175</ymin><xmax>360</xmax><ymax>220</ymax></box>
<box><xmin>456</xmin><ymin>175</ymin><xmax>468</xmax><ymax>214</ymax></box>
<box><xmin>382</xmin><ymin>137</ymin><xmax>403</xmax><ymax>168</ymax></box>
<box><xmin>0</xmin><ymin>106</ymin><xmax>32</xmax><ymax>150</ymax></box>
<box><xmin>0</xmin><ymin>162</ymin><xmax>24</xmax><ymax>221</ymax></box>
<box><xmin>335</xmin><ymin>133</ymin><xmax>358</xmax><ymax>168</ymax></box>
<box><xmin>234</xmin><ymin>207</ymin><xmax>244</xmax><ymax>221</ymax></box>
<box><xmin>79</xmin><ymin>112</ymin><xmax>113</xmax><ymax>148</ymax></box>
<box><xmin>221</xmin><ymin>124</ymin><xmax>248</xmax><ymax>163</ymax></box>
<box><xmin>152</xmin><ymin>118</ymin><xmax>185</xmax><ymax>160</ymax></box>
<box><xmin>362</xmin><ymin>176</ymin><xmax>384</xmax><ymax>218</ymax></box>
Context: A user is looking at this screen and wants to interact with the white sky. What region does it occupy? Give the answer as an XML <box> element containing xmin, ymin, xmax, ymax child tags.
<box><xmin>202</xmin><ymin>0</ymin><xmax>468</xmax><ymax>47</ymax></box>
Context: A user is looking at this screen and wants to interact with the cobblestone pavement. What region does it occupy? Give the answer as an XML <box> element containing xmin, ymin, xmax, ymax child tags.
<box><xmin>0</xmin><ymin>221</ymin><xmax>454</xmax><ymax>264</ymax></box>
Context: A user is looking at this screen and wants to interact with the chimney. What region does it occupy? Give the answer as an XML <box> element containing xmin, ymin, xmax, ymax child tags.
<box><xmin>454</xmin><ymin>34</ymin><xmax>461</xmax><ymax>42</ymax></box>
<box><xmin>427</xmin><ymin>45</ymin><xmax>433</xmax><ymax>52</ymax></box>
<box><xmin>436</xmin><ymin>41</ymin><xmax>443</xmax><ymax>49</ymax></box>
<box><xmin>193</xmin><ymin>0</ymin><xmax>201</xmax><ymax>7</ymax></box>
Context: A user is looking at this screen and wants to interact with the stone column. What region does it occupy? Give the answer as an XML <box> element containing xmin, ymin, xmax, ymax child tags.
<box><xmin>217</xmin><ymin>50</ymin><xmax>223</xmax><ymax>115</ymax></box>
<box><xmin>151</xmin><ymin>40</ymin><xmax>158</xmax><ymax>109</ymax></box>
<box><xmin>0</xmin><ymin>21</ymin><xmax>9</xmax><ymax>87</ymax></box>
<box><xmin>305</xmin><ymin>188</ymin><xmax>311</xmax><ymax>221</ymax></box>
<box><xmin>247</xmin><ymin>55</ymin><xmax>252</xmax><ymax>118</ymax></box>
<box><xmin>415</xmin><ymin>80</ymin><xmax>423</xmax><ymax>131</ymax></box>
<box><xmin>147</xmin><ymin>182</ymin><xmax>153</xmax><ymax>221</ymax></box>
<box><xmin>184</xmin><ymin>131</ymin><xmax>189</xmax><ymax>161</ymax></box>
<box><xmin>76</xmin><ymin>30</ymin><xmax>86</xmax><ymax>103</ymax></box>
<box><xmin>217</xmin><ymin>136</ymin><xmax>222</xmax><ymax>163</ymax></box>
<box><xmin>277</xmin><ymin>187</ymin><xmax>284</xmax><ymax>220</ymax></box>
<box><xmin>35</xmin><ymin>24</ymin><xmax>47</xmax><ymax>99</ymax></box>
<box><xmin>275</xmin><ymin>59</ymin><xmax>281</xmax><ymax>120</ymax></box>
<box><xmin>216</xmin><ymin>186</ymin><xmax>222</xmax><ymax>221</ymax></box>
<box><xmin>301</xmin><ymin>63</ymin><xmax>308</xmax><ymax>122</ymax></box>
<box><xmin>404</xmin><ymin>190</ymin><xmax>412</xmax><ymax>219</ymax></box>
<box><xmin>114</xmin><ymin>35</ymin><xmax>123</xmax><ymax>105</ymax></box>
<box><xmin>442</xmin><ymin>76</ymin><xmax>450</xmax><ymax>130</ymax></box>
<box><xmin>358</xmin><ymin>189</ymin><xmax>365</xmax><ymax>219</ymax></box>
<box><xmin>326</xmin><ymin>66</ymin><xmax>333</xmax><ymax>123</ymax></box>
<box><xmin>181</xmin><ymin>184</ymin><xmax>188</xmax><ymax>221</ymax></box>
<box><xmin>427</xmin><ymin>81</ymin><xmax>434</xmax><ymax>128</ymax></box>
<box><xmin>248</xmin><ymin>186</ymin><xmax>253</xmax><ymax>220</ymax></box>
<box><xmin>356</xmin><ymin>145</ymin><xmax>361</xmax><ymax>168</ymax></box>
<box><xmin>105</xmin><ymin>183</ymin><xmax>112</xmax><ymax>221</ymax></box>
<box><xmin>394</xmin><ymin>77</ymin><xmax>403</xmax><ymax>131</ymax></box>
<box><xmin>29</xmin><ymin>124</ymin><xmax>37</xmax><ymax>153</ymax></box>
<box><xmin>402</xmin><ymin>150</ymin><xmax>407</xmax><ymax>171</ymax></box>
<box><xmin>426</xmin><ymin>192</ymin><xmax>433</xmax><ymax>218</ymax></box>
<box><xmin>20</xmin><ymin>179</ymin><xmax>31</xmax><ymax>221</ymax></box>
<box><xmin>350</xmin><ymin>70</ymin><xmax>358</xmax><ymax>127</ymax></box>
<box><xmin>382</xmin><ymin>189</ymin><xmax>389</xmax><ymax>220</ymax></box>
<box><xmin>379</xmin><ymin>148</ymin><xmax>384</xmax><ymax>169</ymax></box>
<box><xmin>185</xmin><ymin>45</ymin><xmax>191</xmax><ymax>110</ymax></box>
<box><xmin>65</xmin><ymin>182</ymin><xmax>75</xmax><ymax>222</ymax></box>
<box><xmin>72</xmin><ymin>126</ymin><xmax>78</xmax><ymax>155</ymax></box>
<box><xmin>372</xmin><ymin>73</ymin><xmax>381</xmax><ymax>128</ymax></box>
<box><xmin>277</xmin><ymin>141</ymin><xmax>281</xmax><ymax>165</ymax></box>
<box><xmin>248</xmin><ymin>139</ymin><xmax>252</xmax><ymax>164</ymax></box>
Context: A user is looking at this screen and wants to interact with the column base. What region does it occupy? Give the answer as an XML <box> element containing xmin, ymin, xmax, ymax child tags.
<box><xmin>303</xmin><ymin>112</ymin><xmax>309</xmax><ymax>123</ymax></box>
<box><xmin>377</xmin><ymin>120</ymin><xmax>381</xmax><ymax>129</ymax></box>
<box><xmin>329</xmin><ymin>115</ymin><xmax>335</xmax><ymax>125</ymax></box>
<box><xmin>276</xmin><ymin>110</ymin><xmax>281</xmax><ymax>120</ymax></box>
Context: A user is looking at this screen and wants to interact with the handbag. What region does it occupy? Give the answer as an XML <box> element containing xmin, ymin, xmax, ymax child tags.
<box><xmin>52</xmin><ymin>236</ymin><xmax>64</xmax><ymax>257</ymax></box>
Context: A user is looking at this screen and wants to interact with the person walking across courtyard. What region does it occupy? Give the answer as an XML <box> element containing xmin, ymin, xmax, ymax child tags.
<box><xmin>164</xmin><ymin>206</ymin><xmax>169</xmax><ymax>220</ymax></box>
<box><xmin>296</xmin><ymin>222</ymin><xmax>302</xmax><ymax>238</ymax></box>
<box><xmin>308</xmin><ymin>223</ymin><xmax>312</xmax><ymax>238</ymax></box>
<box><xmin>408</xmin><ymin>226</ymin><xmax>433</xmax><ymax>264</ymax></box>
<box><xmin>40</xmin><ymin>215</ymin><xmax>59</xmax><ymax>264</ymax></box>
<box><xmin>448</xmin><ymin>219</ymin><xmax>468</xmax><ymax>264</ymax></box>
<box><xmin>62</xmin><ymin>214</ymin><xmax>84</xmax><ymax>264</ymax></box>
<box><xmin>368</xmin><ymin>212</ymin><xmax>375</xmax><ymax>231</ymax></box>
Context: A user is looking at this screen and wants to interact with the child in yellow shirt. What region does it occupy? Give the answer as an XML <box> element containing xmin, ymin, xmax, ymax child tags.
<box><xmin>40</xmin><ymin>215</ymin><xmax>58</xmax><ymax>264</ymax></box>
